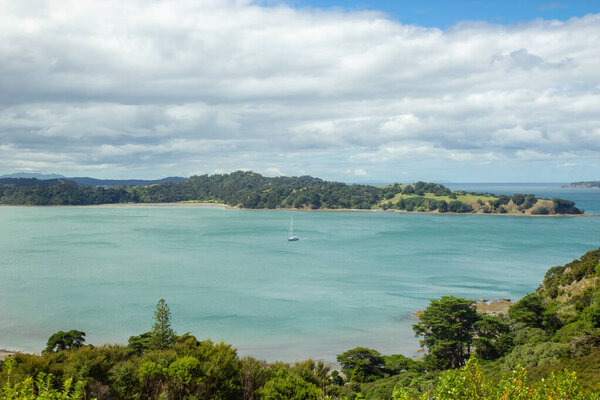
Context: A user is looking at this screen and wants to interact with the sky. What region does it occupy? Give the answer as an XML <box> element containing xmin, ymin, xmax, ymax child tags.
<box><xmin>1</xmin><ymin>0</ymin><xmax>600</xmax><ymax>182</ymax></box>
<box><xmin>284</xmin><ymin>0</ymin><xmax>598</xmax><ymax>27</ymax></box>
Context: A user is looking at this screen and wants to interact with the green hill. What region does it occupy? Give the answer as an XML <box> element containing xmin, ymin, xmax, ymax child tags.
<box><xmin>0</xmin><ymin>171</ymin><xmax>584</xmax><ymax>215</ymax></box>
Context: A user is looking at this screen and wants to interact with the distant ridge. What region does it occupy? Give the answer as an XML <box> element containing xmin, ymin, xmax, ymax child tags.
<box><xmin>563</xmin><ymin>181</ymin><xmax>600</xmax><ymax>188</ymax></box>
<box><xmin>0</xmin><ymin>173</ymin><xmax>186</xmax><ymax>187</ymax></box>
<box><xmin>0</xmin><ymin>172</ymin><xmax>66</xmax><ymax>180</ymax></box>
<box><xmin>68</xmin><ymin>176</ymin><xmax>186</xmax><ymax>186</ymax></box>
<box><xmin>0</xmin><ymin>177</ymin><xmax>77</xmax><ymax>187</ymax></box>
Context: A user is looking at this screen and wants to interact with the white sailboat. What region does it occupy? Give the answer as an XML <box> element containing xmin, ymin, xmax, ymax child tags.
<box><xmin>288</xmin><ymin>216</ymin><xmax>299</xmax><ymax>241</ymax></box>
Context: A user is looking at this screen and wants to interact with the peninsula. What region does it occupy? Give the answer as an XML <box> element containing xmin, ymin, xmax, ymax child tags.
<box><xmin>0</xmin><ymin>171</ymin><xmax>585</xmax><ymax>215</ymax></box>
<box><xmin>564</xmin><ymin>181</ymin><xmax>600</xmax><ymax>188</ymax></box>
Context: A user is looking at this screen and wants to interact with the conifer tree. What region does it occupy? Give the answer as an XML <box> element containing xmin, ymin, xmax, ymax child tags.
<box><xmin>150</xmin><ymin>298</ymin><xmax>176</xmax><ymax>350</ymax></box>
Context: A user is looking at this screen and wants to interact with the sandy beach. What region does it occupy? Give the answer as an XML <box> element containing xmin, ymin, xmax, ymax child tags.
<box><xmin>79</xmin><ymin>202</ymin><xmax>599</xmax><ymax>217</ymax></box>
<box><xmin>1</xmin><ymin>201</ymin><xmax>597</xmax><ymax>217</ymax></box>
<box><xmin>85</xmin><ymin>202</ymin><xmax>234</xmax><ymax>209</ymax></box>
<box><xmin>0</xmin><ymin>349</ymin><xmax>16</xmax><ymax>361</ymax></box>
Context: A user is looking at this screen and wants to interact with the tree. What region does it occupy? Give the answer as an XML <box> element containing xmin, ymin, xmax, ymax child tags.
<box><xmin>290</xmin><ymin>359</ymin><xmax>331</xmax><ymax>393</ymax></box>
<box><xmin>553</xmin><ymin>198</ymin><xmax>582</xmax><ymax>214</ymax></box>
<box><xmin>45</xmin><ymin>330</ymin><xmax>86</xmax><ymax>352</ymax></box>
<box><xmin>241</xmin><ymin>357</ymin><xmax>268</xmax><ymax>400</ymax></box>
<box><xmin>413</xmin><ymin>296</ymin><xmax>479</xmax><ymax>369</ymax></box>
<box><xmin>128</xmin><ymin>331</ymin><xmax>152</xmax><ymax>353</ymax></box>
<box><xmin>508</xmin><ymin>293</ymin><xmax>560</xmax><ymax>332</ymax></box>
<box><xmin>150</xmin><ymin>298</ymin><xmax>176</xmax><ymax>350</ymax></box>
<box><xmin>167</xmin><ymin>356</ymin><xmax>203</xmax><ymax>399</ymax></box>
<box><xmin>258</xmin><ymin>372</ymin><xmax>323</xmax><ymax>400</ymax></box>
<box><xmin>336</xmin><ymin>347</ymin><xmax>385</xmax><ymax>382</ymax></box>
<box><xmin>448</xmin><ymin>200</ymin><xmax>474</xmax><ymax>213</ymax></box>
<box><xmin>473</xmin><ymin>315</ymin><xmax>512</xmax><ymax>360</ymax></box>
<box><xmin>383</xmin><ymin>354</ymin><xmax>424</xmax><ymax>374</ymax></box>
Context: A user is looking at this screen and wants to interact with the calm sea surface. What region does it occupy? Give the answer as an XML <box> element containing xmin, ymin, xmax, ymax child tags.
<box><xmin>1</xmin><ymin>184</ymin><xmax>599</xmax><ymax>362</ymax></box>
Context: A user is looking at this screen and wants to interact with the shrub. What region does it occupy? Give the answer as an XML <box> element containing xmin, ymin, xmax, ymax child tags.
<box><xmin>0</xmin><ymin>357</ymin><xmax>87</xmax><ymax>400</ymax></box>
<box><xmin>392</xmin><ymin>358</ymin><xmax>594</xmax><ymax>400</ymax></box>
<box><xmin>447</xmin><ymin>201</ymin><xmax>473</xmax><ymax>213</ymax></box>
<box><xmin>531</xmin><ymin>206</ymin><xmax>550</xmax><ymax>215</ymax></box>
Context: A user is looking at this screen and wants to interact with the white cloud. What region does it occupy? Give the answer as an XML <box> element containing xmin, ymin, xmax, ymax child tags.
<box><xmin>557</xmin><ymin>162</ymin><xmax>578</xmax><ymax>169</ymax></box>
<box><xmin>0</xmin><ymin>0</ymin><xmax>599</xmax><ymax>180</ymax></box>
<box><xmin>264</xmin><ymin>167</ymin><xmax>284</xmax><ymax>176</ymax></box>
<box><xmin>346</xmin><ymin>168</ymin><xmax>368</xmax><ymax>176</ymax></box>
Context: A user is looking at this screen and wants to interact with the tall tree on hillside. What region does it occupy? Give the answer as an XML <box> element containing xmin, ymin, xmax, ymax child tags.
<box><xmin>150</xmin><ymin>298</ymin><xmax>176</xmax><ymax>350</ymax></box>
<box><xmin>413</xmin><ymin>296</ymin><xmax>479</xmax><ymax>370</ymax></box>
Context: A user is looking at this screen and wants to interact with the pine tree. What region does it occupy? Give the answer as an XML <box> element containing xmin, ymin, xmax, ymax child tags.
<box><xmin>150</xmin><ymin>298</ymin><xmax>176</xmax><ymax>350</ymax></box>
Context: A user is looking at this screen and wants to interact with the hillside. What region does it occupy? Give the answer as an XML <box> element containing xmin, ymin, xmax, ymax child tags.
<box><xmin>0</xmin><ymin>173</ymin><xmax>186</xmax><ymax>187</ymax></box>
<box><xmin>0</xmin><ymin>177</ymin><xmax>77</xmax><ymax>187</ymax></box>
<box><xmin>67</xmin><ymin>176</ymin><xmax>186</xmax><ymax>186</ymax></box>
<box><xmin>0</xmin><ymin>171</ymin><xmax>585</xmax><ymax>215</ymax></box>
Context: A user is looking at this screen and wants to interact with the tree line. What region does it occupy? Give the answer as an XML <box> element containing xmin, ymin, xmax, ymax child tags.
<box><xmin>0</xmin><ymin>171</ymin><xmax>583</xmax><ymax>214</ymax></box>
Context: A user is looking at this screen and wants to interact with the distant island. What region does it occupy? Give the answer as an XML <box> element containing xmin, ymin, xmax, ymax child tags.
<box><xmin>0</xmin><ymin>171</ymin><xmax>585</xmax><ymax>215</ymax></box>
<box><xmin>564</xmin><ymin>181</ymin><xmax>600</xmax><ymax>188</ymax></box>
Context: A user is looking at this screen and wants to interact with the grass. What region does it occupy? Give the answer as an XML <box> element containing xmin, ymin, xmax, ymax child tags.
<box><xmin>379</xmin><ymin>184</ymin><xmax>409</xmax><ymax>189</ymax></box>
<box><xmin>384</xmin><ymin>192</ymin><xmax>495</xmax><ymax>205</ymax></box>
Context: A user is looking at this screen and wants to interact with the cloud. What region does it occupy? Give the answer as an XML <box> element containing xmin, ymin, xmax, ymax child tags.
<box><xmin>539</xmin><ymin>2</ymin><xmax>568</xmax><ymax>11</ymax></box>
<box><xmin>556</xmin><ymin>162</ymin><xmax>578</xmax><ymax>168</ymax></box>
<box><xmin>0</xmin><ymin>0</ymin><xmax>599</xmax><ymax>180</ymax></box>
<box><xmin>346</xmin><ymin>168</ymin><xmax>368</xmax><ymax>176</ymax></box>
<box><xmin>491</xmin><ymin>48</ymin><xmax>571</xmax><ymax>70</ymax></box>
<box><xmin>264</xmin><ymin>167</ymin><xmax>284</xmax><ymax>176</ymax></box>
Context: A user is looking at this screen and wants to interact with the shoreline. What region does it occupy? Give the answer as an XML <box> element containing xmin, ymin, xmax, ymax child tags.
<box><xmin>1</xmin><ymin>202</ymin><xmax>597</xmax><ymax>217</ymax></box>
<box><xmin>0</xmin><ymin>349</ymin><xmax>17</xmax><ymax>361</ymax></box>
<box><xmin>413</xmin><ymin>299</ymin><xmax>516</xmax><ymax>319</ymax></box>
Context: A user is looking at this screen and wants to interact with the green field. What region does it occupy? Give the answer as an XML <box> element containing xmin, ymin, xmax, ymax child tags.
<box><xmin>384</xmin><ymin>192</ymin><xmax>495</xmax><ymax>205</ymax></box>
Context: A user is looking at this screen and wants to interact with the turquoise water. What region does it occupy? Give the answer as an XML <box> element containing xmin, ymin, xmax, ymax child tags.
<box><xmin>1</xmin><ymin>188</ymin><xmax>600</xmax><ymax>362</ymax></box>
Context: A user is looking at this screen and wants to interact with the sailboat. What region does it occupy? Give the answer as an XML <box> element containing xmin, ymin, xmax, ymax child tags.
<box><xmin>288</xmin><ymin>216</ymin><xmax>299</xmax><ymax>241</ymax></box>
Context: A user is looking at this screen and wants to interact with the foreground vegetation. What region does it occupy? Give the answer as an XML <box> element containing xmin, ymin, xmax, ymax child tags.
<box><xmin>0</xmin><ymin>171</ymin><xmax>583</xmax><ymax>215</ymax></box>
<box><xmin>3</xmin><ymin>248</ymin><xmax>600</xmax><ymax>399</ymax></box>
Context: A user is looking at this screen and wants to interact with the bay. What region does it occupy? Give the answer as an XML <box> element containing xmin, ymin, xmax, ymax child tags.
<box><xmin>1</xmin><ymin>185</ymin><xmax>599</xmax><ymax>362</ymax></box>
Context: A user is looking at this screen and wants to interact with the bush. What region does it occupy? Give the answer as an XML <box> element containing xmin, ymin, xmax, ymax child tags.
<box><xmin>503</xmin><ymin>342</ymin><xmax>571</xmax><ymax>370</ymax></box>
<box><xmin>531</xmin><ymin>206</ymin><xmax>550</xmax><ymax>215</ymax></box>
<box><xmin>447</xmin><ymin>201</ymin><xmax>473</xmax><ymax>213</ymax></box>
<box><xmin>257</xmin><ymin>372</ymin><xmax>323</xmax><ymax>400</ymax></box>
<box><xmin>336</xmin><ymin>348</ymin><xmax>385</xmax><ymax>383</ymax></box>
<box><xmin>392</xmin><ymin>358</ymin><xmax>594</xmax><ymax>400</ymax></box>
<box><xmin>553</xmin><ymin>198</ymin><xmax>583</xmax><ymax>214</ymax></box>
<box><xmin>0</xmin><ymin>357</ymin><xmax>87</xmax><ymax>400</ymax></box>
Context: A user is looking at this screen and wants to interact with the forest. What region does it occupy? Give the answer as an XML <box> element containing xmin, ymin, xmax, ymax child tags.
<box><xmin>0</xmin><ymin>171</ymin><xmax>584</xmax><ymax>215</ymax></box>
<box><xmin>2</xmin><ymin>247</ymin><xmax>600</xmax><ymax>399</ymax></box>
